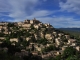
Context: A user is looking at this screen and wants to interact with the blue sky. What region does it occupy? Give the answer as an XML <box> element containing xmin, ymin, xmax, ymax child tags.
<box><xmin>0</xmin><ymin>0</ymin><xmax>80</xmax><ymax>28</ymax></box>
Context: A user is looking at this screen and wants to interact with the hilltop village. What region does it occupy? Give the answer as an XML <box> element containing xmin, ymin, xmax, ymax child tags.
<box><xmin>0</xmin><ymin>18</ymin><xmax>80</xmax><ymax>60</ymax></box>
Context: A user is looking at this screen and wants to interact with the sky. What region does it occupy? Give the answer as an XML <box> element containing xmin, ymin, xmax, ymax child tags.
<box><xmin>0</xmin><ymin>0</ymin><xmax>80</xmax><ymax>28</ymax></box>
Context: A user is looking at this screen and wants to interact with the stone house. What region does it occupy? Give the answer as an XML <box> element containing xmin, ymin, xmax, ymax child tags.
<box><xmin>34</xmin><ymin>24</ymin><xmax>40</xmax><ymax>29</ymax></box>
<box><xmin>2</xmin><ymin>26</ymin><xmax>7</xmax><ymax>29</ymax></box>
<box><xmin>68</xmin><ymin>39</ymin><xmax>76</xmax><ymax>44</ymax></box>
<box><xmin>65</xmin><ymin>35</ymin><xmax>70</xmax><ymax>39</ymax></box>
<box><xmin>34</xmin><ymin>34</ymin><xmax>41</xmax><ymax>40</ymax></box>
<box><xmin>17</xmin><ymin>22</ymin><xmax>23</xmax><ymax>26</ymax></box>
<box><xmin>37</xmin><ymin>47</ymin><xmax>41</xmax><ymax>52</ymax></box>
<box><xmin>55</xmin><ymin>38</ymin><xmax>61</xmax><ymax>46</ymax></box>
<box><xmin>11</xmin><ymin>43</ymin><xmax>16</xmax><ymax>46</ymax></box>
<box><xmin>0</xmin><ymin>26</ymin><xmax>3</xmax><ymax>29</ymax></box>
<box><xmin>53</xmin><ymin>32</ymin><xmax>57</xmax><ymax>37</ymax></box>
<box><xmin>30</xmin><ymin>19</ymin><xmax>40</xmax><ymax>24</ymax></box>
<box><xmin>46</xmin><ymin>44</ymin><xmax>54</xmax><ymax>47</ymax></box>
<box><xmin>0</xmin><ymin>37</ymin><xmax>5</xmax><ymax>40</ymax></box>
<box><xmin>10</xmin><ymin>38</ymin><xmax>18</xmax><ymax>42</ymax></box>
<box><xmin>26</xmin><ymin>37</ymin><xmax>31</xmax><ymax>41</ymax></box>
<box><xmin>53</xmin><ymin>51</ymin><xmax>62</xmax><ymax>56</ymax></box>
<box><xmin>32</xmin><ymin>51</ymin><xmax>38</xmax><ymax>55</ymax></box>
<box><xmin>0</xmin><ymin>22</ymin><xmax>8</xmax><ymax>25</ymax></box>
<box><xmin>38</xmin><ymin>23</ymin><xmax>43</xmax><ymax>28</ymax></box>
<box><xmin>23</xmin><ymin>27</ymin><xmax>31</xmax><ymax>30</ymax></box>
<box><xmin>22</xmin><ymin>24</ymin><xmax>32</xmax><ymax>28</ymax></box>
<box><xmin>42</xmin><ymin>52</ymin><xmax>53</xmax><ymax>59</ymax></box>
<box><xmin>76</xmin><ymin>46</ymin><xmax>80</xmax><ymax>51</ymax></box>
<box><xmin>44</xmin><ymin>23</ymin><xmax>50</xmax><ymax>27</ymax></box>
<box><xmin>58</xmin><ymin>33</ymin><xmax>64</xmax><ymax>37</ymax></box>
<box><xmin>24</xmin><ymin>20</ymin><xmax>30</xmax><ymax>24</ymax></box>
<box><xmin>45</xmin><ymin>34</ymin><xmax>54</xmax><ymax>41</ymax></box>
<box><xmin>71</xmin><ymin>43</ymin><xmax>77</xmax><ymax>46</ymax></box>
<box><xmin>0</xmin><ymin>42</ymin><xmax>3</xmax><ymax>44</ymax></box>
<box><xmin>40</xmin><ymin>32</ymin><xmax>45</xmax><ymax>39</ymax></box>
<box><xmin>62</xmin><ymin>46</ymin><xmax>68</xmax><ymax>51</ymax></box>
<box><xmin>41</xmin><ymin>28</ymin><xmax>46</xmax><ymax>32</ymax></box>
<box><xmin>4</xmin><ymin>31</ymin><xmax>11</xmax><ymax>34</ymax></box>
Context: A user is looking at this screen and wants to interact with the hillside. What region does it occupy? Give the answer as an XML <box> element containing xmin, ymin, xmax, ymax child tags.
<box><xmin>0</xmin><ymin>19</ymin><xmax>80</xmax><ymax>60</ymax></box>
<box><xmin>58</xmin><ymin>28</ymin><xmax>80</xmax><ymax>40</ymax></box>
<box><xmin>59</xmin><ymin>28</ymin><xmax>80</xmax><ymax>32</ymax></box>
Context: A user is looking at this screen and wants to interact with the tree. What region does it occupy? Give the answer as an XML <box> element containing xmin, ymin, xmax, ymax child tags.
<box><xmin>62</xmin><ymin>46</ymin><xmax>77</xmax><ymax>59</ymax></box>
<box><xmin>55</xmin><ymin>55</ymin><xmax>62</xmax><ymax>60</ymax></box>
<box><xmin>37</xmin><ymin>38</ymin><xmax>47</xmax><ymax>45</ymax></box>
<box><xmin>66</xmin><ymin>55</ymin><xmax>78</xmax><ymax>60</ymax></box>
<box><xmin>42</xmin><ymin>45</ymin><xmax>56</xmax><ymax>52</ymax></box>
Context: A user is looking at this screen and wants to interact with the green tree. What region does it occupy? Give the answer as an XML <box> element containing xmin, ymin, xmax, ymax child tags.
<box><xmin>42</xmin><ymin>45</ymin><xmax>56</xmax><ymax>52</ymax></box>
<box><xmin>62</xmin><ymin>47</ymin><xmax>77</xmax><ymax>59</ymax></box>
<box><xmin>66</xmin><ymin>55</ymin><xmax>78</xmax><ymax>60</ymax></box>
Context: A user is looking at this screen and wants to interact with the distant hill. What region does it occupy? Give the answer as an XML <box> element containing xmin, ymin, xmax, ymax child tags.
<box><xmin>58</xmin><ymin>28</ymin><xmax>80</xmax><ymax>32</ymax></box>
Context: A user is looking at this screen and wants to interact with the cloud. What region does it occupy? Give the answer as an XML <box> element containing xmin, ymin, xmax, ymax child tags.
<box><xmin>0</xmin><ymin>0</ymin><xmax>40</xmax><ymax>20</ymax></box>
<box><xmin>59</xmin><ymin>0</ymin><xmax>80</xmax><ymax>14</ymax></box>
<box><xmin>36</xmin><ymin>16</ymin><xmax>80</xmax><ymax>28</ymax></box>
<box><xmin>0</xmin><ymin>0</ymin><xmax>80</xmax><ymax>28</ymax></box>
<box><xmin>0</xmin><ymin>0</ymin><xmax>11</xmax><ymax>12</ymax></box>
<box><xmin>26</xmin><ymin>10</ymin><xmax>54</xmax><ymax>18</ymax></box>
<box><xmin>8</xmin><ymin>0</ymin><xmax>39</xmax><ymax>18</ymax></box>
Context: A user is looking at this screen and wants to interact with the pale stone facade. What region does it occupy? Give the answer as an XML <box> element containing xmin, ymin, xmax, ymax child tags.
<box><xmin>55</xmin><ymin>38</ymin><xmax>61</xmax><ymax>46</ymax></box>
<box><xmin>68</xmin><ymin>39</ymin><xmax>76</xmax><ymax>44</ymax></box>
<box><xmin>0</xmin><ymin>22</ymin><xmax>8</xmax><ymax>25</ymax></box>
<box><xmin>0</xmin><ymin>26</ymin><xmax>3</xmax><ymax>29</ymax></box>
<box><xmin>17</xmin><ymin>22</ymin><xmax>23</xmax><ymax>26</ymax></box>
<box><xmin>62</xmin><ymin>46</ymin><xmax>68</xmax><ymax>51</ymax></box>
<box><xmin>45</xmin><ymin>34</ymin><xmax>54</xmax><ymax>40</ymax></box>
<box><xmin>58</xmin><ymin>33</ymin><xmax>63</xmax><ymax>37</ymax></box>
<box><xmin>0</xmin><ymin>37</ymin><xmax>5</xmax><ymax>40</ymax></box>
<box><xmin>22</xmin><ymin>24</ymin><xmax>31</xmax><ymax>28</ymax></box>
<box><xmin>34</xmin><ymin>25</ymin><xmax>39</xmax><ymax>29</ymax></box>
<box><xmin>26</xmin><ymin>37</ymin><xmax>31</xmax><ymax>41</ymax></box>
<box><xmin>40</xmin><ymin>32</ymin><xmax>45</xmax><ymax>39</ymax></box>
<box><xmin>10</xmin><ymin>38</ymin><xmax>18</xmax><ymax>42</ymax></box>
<box><xmin>65</xmin><ymin>35</ymin><xmax>70</xmax><ymax>39</ymax></box>
<box><xmin>24</xmin><ymin>20</ymin><xmax>30</xmax><ymax>24</ymax></box>
<box><xmin>76</xmin><ymin>46</ymin><xmax>80</xmax><ymax>51</ymax></box>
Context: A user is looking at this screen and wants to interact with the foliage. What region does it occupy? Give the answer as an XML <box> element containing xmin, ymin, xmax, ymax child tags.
<box><xmin>42</xmin><ymin>45</ymin><xmax>56</xmax><ymax>52</ymax></box>
<box><xmin>62</xmin><ymin>46</ymin><xmax>77</xmax><ymax>59</ymax></box>
<box><xmin>0</xmin><ymin>50</ymin><xmax>21</xmax><ymax>60</ymax></box>
<box><xmin>37</xmin><ymin>38</ymin><xmax>47</xmax><ymax>45</ymax></box>
<box><xmin>66</xmin><ymin>55</ymin><xmax>78</xmax><ymax>60</ymax></box>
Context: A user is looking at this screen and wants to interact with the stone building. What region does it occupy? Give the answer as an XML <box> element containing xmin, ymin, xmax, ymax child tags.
<box><xmin>55</xmin><ymin>38</ymin><xmax>61</xmax><ymax>46</ymax></box>
<box><xmin>65</xmin><ymin>35</ymin><xmax>70</xmax><ymax>39</ymax></box>
<box><xmin>40</xmin><ymin>32</ymin><xmax>45</xmax><ymax>39</ymax></box>
<box><xmin>76</xmin><ymin>46</ymin><xmax>80</xmax><ymax>51</ymax></box>
<box><xmin>0</xmin><ymin>37</ymin><xmax>5</xmax><ymax>40</ymax></box>
<box><xmin>26</xmin><ymin>37</ymin><xmax>31</xmax><ymax>41</ymax></box>
<box><xmin>34</xmin><ymin>24</ymin><xmax>40</xmax><ymax>29</ymax></box>
<box><xmin>30</xmin><ymin>18</ymin><xmax>41</xmax><ymax>24</ymax></box>
<box><xmin>24</xmin><ymin>20</ymin><xmax>30</xmax><ymax>24</ymax></box>
<box><xmin>10</xmin><ymin>38</ymin><xmax>18</xmax><ymax>42</ymax></box>
<box><xmin>17</xmin><ymin>22</ymin><xmax>23</xmax><ymax>26</ymax></box>
<box><xmin>45</xmin><ymin>34</ymin><xmax>54</xmax><ymax>41</ymax></box>
<box><xmin>68</xmin><ymin>39</ymin><xmax>76</xmax><ymax>44</ymax></box>
<box><xmin>0</xmin><ymin>22</ymin><xmax>8</xmax><ymax>25</ymax></box>
<box><xmin>22</xmin><ymin>24</ymin><xmax>32</xmax><ymax>28</ymax></box>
